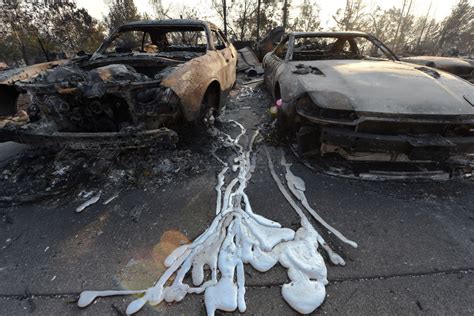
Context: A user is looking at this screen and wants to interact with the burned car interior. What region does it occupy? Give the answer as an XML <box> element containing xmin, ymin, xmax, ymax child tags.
<box><xmin>97</xmin><ymin>26</ymin><xmax>209</xmax><ymax>59</ymax></box>
<box><xmin>275</xmin><ymin>33</ymin><xmax>396</xmax><ymax>62</ymax></box>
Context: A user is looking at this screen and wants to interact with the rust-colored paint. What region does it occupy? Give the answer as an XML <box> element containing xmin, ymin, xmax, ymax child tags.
<box><xmin>162</xmin><ymin>49</ymin><xmax>237</xmax><ymax>121</ymax></box>
<box><xmin>0</xmin><ymin>20</ymin><xmax>239</xmax><ymax>148</ymax></box>
<box><xmin>57</xmin><ymin>87</ymin><xmax>79</xmax><ymax>94</ymax></box>
<box><xmin>0</xmin><ymin>60</ymin><xmax>68</xmax><ymax>85</ymax></box>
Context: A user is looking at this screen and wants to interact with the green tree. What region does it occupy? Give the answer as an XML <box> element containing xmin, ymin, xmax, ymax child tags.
<box><xmin>333</xmin><ymin>0</ymin><xmax>371</xmax><ymax>32</ymax></box>
<box><xmin>0</xmin><ymin>1</ymin><xmax>106</xmax><ymax>65</ymax></box>
<box><xmin>43</xmin><ymin>3</ymin><xmax>106</xmax><ymax>55</ymax></box>
<box><xmin>249</xmin><ymin>0</ymin><xmax>282</xmax><ymax>40</ymax></box>
<box><xmin>211</xmin><ymin>0</ymin><xmax>282</xmax><ymax>41</ymax></box>
<box><xmin>148</xmin><ymin>0</ymin><xmax>171</xmax><ymax>19</ymax></box>
<box><xmin>104</xmin><ymin>0</ymin><xmax>141</xmax><ymax>34</ymax></box>
<box><xmin>0</xmin><ymin>1</ymin><xmax>48</xmax><ymax>64</ymax></box>
<box><xmin>289</xmin><ymin>0</ymin><xmax>321</xmax><ymax>32</ymax></box>
<box><xmin>437</xmin><ymin>0</ymin><xmax>473</xmax><ymax>55</ymax></box>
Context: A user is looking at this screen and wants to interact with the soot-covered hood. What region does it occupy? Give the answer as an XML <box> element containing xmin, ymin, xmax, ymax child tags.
<box><xmin>291</xmin><ymin>60</ymin><xmax>474</xmax><ymax>116</ymax></box>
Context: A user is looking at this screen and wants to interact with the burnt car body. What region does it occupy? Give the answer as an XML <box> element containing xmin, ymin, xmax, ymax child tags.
<box><xmin>401</xmin><ymin>56</ymin><xmax>474</xmax><ymax>83</ymax></box>
<box><xmin>0</xmin><ymin>19</ymin><xmax>237</xmax><ymax>149</ymax></box>
<box><xmin>263</xmin><ymin>32</ymin><xmax>474</xmax><ymax>167</ymax></box>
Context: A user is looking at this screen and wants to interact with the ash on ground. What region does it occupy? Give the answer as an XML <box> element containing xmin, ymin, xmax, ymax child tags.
<box><xmin>0</xmin><ymin>131</ymin><xmax>214</xmax><ymax>207</ymax></box>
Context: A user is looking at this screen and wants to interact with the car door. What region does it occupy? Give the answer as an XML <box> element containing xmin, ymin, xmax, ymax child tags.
<box><xmin>211</xmin><ymin>29</ymin><xmax>235</xmax><ymax>90</ymax></box>
<box><xmin>218</xmin><ymin>30</ymin><xmax>237</xmax><ymax>78</ymax></box>
<box><xmin>263</xmin><ymin>36</ymin><xmax>289</xmax><ymax>95</ymax></box>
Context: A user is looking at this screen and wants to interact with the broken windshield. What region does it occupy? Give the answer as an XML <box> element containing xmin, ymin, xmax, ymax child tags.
<box><xmin>97</xmin><ymin>27</ymin><xmax>208</xmax><ymax>56</ymax></box>
<box><xmin>291</xmin><ymin>35</ymin><xmax>393</xmax><ymax>61</ymax></box>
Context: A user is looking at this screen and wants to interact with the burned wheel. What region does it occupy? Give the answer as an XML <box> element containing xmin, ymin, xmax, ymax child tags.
<box><xmin>276</xmin><ymin>110</ymin><xmax>321</xmax><ymax>156</ymax></box>
<box><xmin>0</xmin><ymin>85</ymin><xmax>19</xmax><ymax>116</ymax></box>
<box><xmin>275</xmin><ymin>108</ymin><xmax>292</xmax><ymax>135</ymax></box>
<box><xmin>202</xmin><ymin>105</ymin><xmax>216</xmax><ymax>127</ymax></box>
<box><xmin>296</xmin><ymin>125</ymin><xmax>321</xmax><ymax>156</ymax></box>
<box><xmin>198</xmin><ymin>85</ymin><xmax>220</xmax><ymax>128</ymax></box>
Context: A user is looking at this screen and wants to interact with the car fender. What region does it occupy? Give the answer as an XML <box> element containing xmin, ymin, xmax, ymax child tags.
<box><xmin>273</xmin><ymin>63</ymin><xmax>306</xmax><ymax>116</ymax></box>
<box><xmin>0</xmin><ymin>60</ymin><xmax>69</xmax><ymax>116</ymax></box>
<box><xmin>161</xmin><ymin>51</ymin><xmax>228</xmax><ymax>121</ymax></box>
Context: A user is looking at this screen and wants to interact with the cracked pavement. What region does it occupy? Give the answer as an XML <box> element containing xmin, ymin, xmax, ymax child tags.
<box><xmin>0</xmin><ymin>84</ymin><xmax>473</xmax><ymax>315</ymax></box>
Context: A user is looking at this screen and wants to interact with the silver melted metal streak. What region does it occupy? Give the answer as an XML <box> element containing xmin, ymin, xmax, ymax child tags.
<box><xmin>103</xmin><ymin>193</ymin><xmax>119</xmax><ymax>205</ymax></box>
<box><xmin>78</xmin><ymin>123</ymin><xmax>355</xmax><ymax>315</ymax></box>
<box><xmin>76</xmin><ymin>192</ymin><xmax>101</xmax><ymax>213</ymax></box>
<box><xmin>280</xmin><ymin>149</ymin><xmax>358</xmax><ymax>249</ymax></box>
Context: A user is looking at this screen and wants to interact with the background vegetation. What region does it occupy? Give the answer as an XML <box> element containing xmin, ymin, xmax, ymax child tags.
<box><xmin>0</xmin><ymin>0</ymin><xmax>472</xmax><ymax>66</ymax></box>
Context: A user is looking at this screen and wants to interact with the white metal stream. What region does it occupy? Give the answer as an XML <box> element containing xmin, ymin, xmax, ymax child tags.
<box><xmin>78</xmin><ymin>121</ymin><xmax>356</xmax><ymax>315</ymax></box>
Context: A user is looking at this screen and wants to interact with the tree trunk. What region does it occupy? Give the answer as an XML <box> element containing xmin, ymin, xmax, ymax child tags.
<box><xmin>416</xmin><ymin>2</ymin><xmax>432</xmax><ymax>49</ymax></box>
<box><xmin>256</xmin><ymin>0</ymin><xmax>261</xmax><ymax>41</ymax></box>
<box><xmin>223</xmin><ymin>0</ymin><xmax>227</xmax><ymax>36</ymax></box>
<box><xmin>394</xmin><ymin>0</ymin><xmax>407</xmax><ymax>50</ymax></box>
<box><xmin>283</xmin><ymin>0</ymin><xmax>289</xmax><ymax>30</ymax></box>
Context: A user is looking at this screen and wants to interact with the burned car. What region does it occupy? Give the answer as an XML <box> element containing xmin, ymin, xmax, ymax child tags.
<box><xmin>0</xmin><ymin>19</ymin><xmax>237</xmax><ymax>149</ymax></box>
<box><xmin>264</xmin><ymin>32</ymin><xmax>474</xmax><ymax>172</ymax></box>
<box><xmin>401</xmin><ymin>56</ymin><xmax>474</xmax><ymax>83</ymax></box>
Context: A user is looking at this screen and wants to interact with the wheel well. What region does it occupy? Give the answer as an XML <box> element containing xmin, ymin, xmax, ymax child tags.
<box><xmin>0</xmin><ymin>85</ymin><xmax>19</xmax><ymax>116</ymax></box>
<box><xmin>274</xmin><ymin>82</ymin><xmax>281</xmax><ymax>101</ymax></box>
<box><xmin>203</xmin><ymin>81</ymin><xmax>221</xmax><ymax>109</ymax></box>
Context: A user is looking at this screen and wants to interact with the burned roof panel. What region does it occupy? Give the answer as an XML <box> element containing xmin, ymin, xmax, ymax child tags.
<box><xmin>118</xmin><ymin>19</ymin><xmax>214</xmax><ymax>31</ymax></box>
<box><xmin>290</xmin><ymin>31</ymin><xmax>369</xmax><ymax>38</ymax></box>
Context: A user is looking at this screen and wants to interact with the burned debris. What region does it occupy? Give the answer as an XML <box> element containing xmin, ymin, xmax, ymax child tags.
<box><xmin>237</xmin><ymin>46</ymin><xmax>263</xmax><ymax>78</ymax></box>
<box><xmin>0</xmin><ymin>60</ymin><xmax>68</xmax><ymax>117</ymax></box>
<box><xmin>257</xmin><ymin>26</ymin><xmax>285</xmax><ymax>60</ymax></box>
<box><xmin>0</xmin><ymin>19</ymin><xmax>237</xmax><ymax>149</ymax></box>
<box><xmin>235</xmin><ymin>27</ymin><xmax>287</xmax><ymax>84</ymax></box>
<box><xmin>0</xmin><ymin>143</ymin><xmax>211</xmax><ymax>207</ymax></box>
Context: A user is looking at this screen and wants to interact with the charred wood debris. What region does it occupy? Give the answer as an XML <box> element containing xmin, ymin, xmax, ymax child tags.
<box><xmin>0</xmin><ymin>137</ymin><xmax>211</xmax><ymax>207</ymax></box>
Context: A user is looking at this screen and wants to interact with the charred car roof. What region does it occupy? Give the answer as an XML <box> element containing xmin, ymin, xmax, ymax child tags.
<box><xmin>289</xmin><ymin>31</ymin><xmax>370</xmax><ymax>38</ymax></box>
<box><xmin>117</xmin><ymin>19</ymin><xmax>218</xmax><ymax>31</ymax></box>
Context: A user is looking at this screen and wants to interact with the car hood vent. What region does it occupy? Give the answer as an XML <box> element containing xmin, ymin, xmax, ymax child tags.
<box><xmin>293</xmin><ymin>64</ymin><xmax>325</xmax><ymax>76</ymax></box>
<box><xmin>464</xmin><ymin>93</ymin><xmax>474</xmax><ymax>106</ymax></box>
<box><xmin>415</xmin><ymin>66</ymin><xmax>441</xmax><ymax>79</ymax></box>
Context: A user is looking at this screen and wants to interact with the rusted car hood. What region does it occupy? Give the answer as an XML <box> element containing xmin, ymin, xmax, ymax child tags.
<box><xmin>292</xmin><ymin>60</ymin><xmax>474</xmax><ymax>116</ymax></box>
<box><xmin>0</xmin><ymin>59</ymin><xmax>69</xmax><ymax>84</ymax></box>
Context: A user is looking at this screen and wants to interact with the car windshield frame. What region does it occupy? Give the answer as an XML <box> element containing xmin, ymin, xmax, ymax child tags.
<box><xmin>284</xmin><ymin>33</ymin><xmax>399</xmax><ymax>62</ymax></box>
<box><xmin>93</xmin><ymin>24</ymin><xmax>212</xmax><ymax>58</ymax></box>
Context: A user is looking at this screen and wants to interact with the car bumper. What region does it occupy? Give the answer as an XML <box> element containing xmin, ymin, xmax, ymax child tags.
<box><xmin>321</xmin><ymin>127</ymin><xmax>474</xmax><ymax>159</ymax></box>
<box><xmin>0</xmin><ymin>124</ymin><xmax>178</xmax><ymax>150</ymax></box>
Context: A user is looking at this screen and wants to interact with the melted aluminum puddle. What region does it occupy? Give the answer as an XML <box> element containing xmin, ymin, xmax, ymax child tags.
<box><xmin>78</xmin><ymin>121</ymin><xmax>357</xmax><ymax>315</ymax></box>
